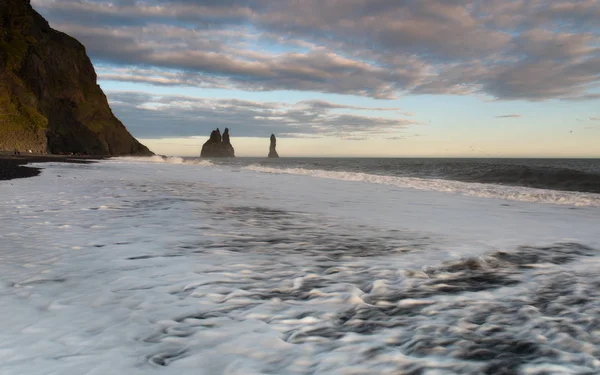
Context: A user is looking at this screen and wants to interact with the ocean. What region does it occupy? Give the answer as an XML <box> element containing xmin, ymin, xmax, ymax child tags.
<box><xmin>1</xmin><ymin>157</ymin><xmax>599</xmax><ymax>374</ymax></box>
<box><xmin>203</xmin><ymin>157</ymin><xmax>600</xmax><ymax>193</ymax></box>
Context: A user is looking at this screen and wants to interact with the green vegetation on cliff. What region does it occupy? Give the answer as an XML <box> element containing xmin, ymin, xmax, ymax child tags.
<box><xmin>0</xmin><ymin>0</ymin><xmax>152</xmax><ymax>155</ymax></box>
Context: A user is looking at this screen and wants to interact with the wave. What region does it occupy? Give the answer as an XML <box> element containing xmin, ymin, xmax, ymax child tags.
<box><xmin>243</xmin><ymin>165</ymin><xmax>600</xmax><ymax>207</ymax></box>
<box><xmin>110</xmin><ymin>156</ymin><xmax>214</xmax><ymax>167</ymax></box>
<box><xmin>446</xmin><ymin>164</ymin><xmax>600</xmax><ymax>194</ymax></box>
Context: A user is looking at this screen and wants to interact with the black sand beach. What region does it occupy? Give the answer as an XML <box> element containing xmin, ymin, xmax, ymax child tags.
<box><xmin>0</xmin><ymin>153</ymin><xmax>103</xmax><ymax>181</ymax></box>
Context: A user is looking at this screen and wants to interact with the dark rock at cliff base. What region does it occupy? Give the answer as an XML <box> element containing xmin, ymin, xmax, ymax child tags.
<box><xmin>201</xmin><ymin>128</ymin><xmax>235</xmax><ymax>157</ymax></box>
<box><xmin>0</xmin><ymin>0</ymin><xmax>152</xmax><ymax>156</ymax></box>
<box><xmin>268</xmin><ymin>134</ymin><xmax>279</xmax><ymax>158</ymax></box>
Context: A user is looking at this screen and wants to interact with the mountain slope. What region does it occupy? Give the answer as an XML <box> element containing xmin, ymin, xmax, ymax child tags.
<box><xmin>0</xmin><ymin>0</ymin><xmax>152</xmax><ymax>155</ymax></box>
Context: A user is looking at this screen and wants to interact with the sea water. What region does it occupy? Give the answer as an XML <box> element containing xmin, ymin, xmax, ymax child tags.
<box><xmin>0</xmin><ymin>157</ymin><xmax>599</xmax><ymax>374</ymax></box>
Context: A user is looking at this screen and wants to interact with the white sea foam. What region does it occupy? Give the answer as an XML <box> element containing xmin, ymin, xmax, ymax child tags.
<box><xmin>0</xmin><ymin>160</ymin><xmax>599</xmax><ymax>374</ymax></box>
<box><xmin>112</xmin><ymin>155</ymin><xmax>214</xmax><ymax>166</ymax></box>
<box><xmin>244</xmin><ymin>164</ymin><xmax>600</xmax><ymax>207</ymax></box>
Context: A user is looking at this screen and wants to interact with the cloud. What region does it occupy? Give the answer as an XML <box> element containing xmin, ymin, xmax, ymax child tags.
<box><xmin>342</xmin><ymin>136</ymin><xmax>368</xmax><ymax>141</ymax></box>
<box><xmin>106</xmin><ymin>91</ymin><xmax>419</xmax><ymax>139</ymax></box>
<box><xmin>495</xmin><ymin>114</ymin><xmax>521</xmax><ymax>118</ymax></box>
<box><xmin>31</xmin><ymin>0</ymin><xmax>600</xmax><ymax>101</ymax></box>
<box><xmin>292</xmin><ymin>100</ymin><xmax>400</xmax><ymax>112</ymax></box>
<box><xmin>563</xmin><ymin>93</ymin><xmax>600</xmax><ymax>101</ymax></box>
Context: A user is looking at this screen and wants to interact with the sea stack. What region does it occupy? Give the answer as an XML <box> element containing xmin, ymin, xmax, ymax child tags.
<box><xmin>0</xmin><ymin>0</ymin><xmax>152</xmax><ymax>155</ymax></box>
<box><xmin>268</xmin><ymin>134</ymin><xmax>279</xmax><ymax>158</ymax></box>
<box><xmin>200</xmin><ymin>128</ymin><xmax>235</xmax><ymax>157</ymax></box>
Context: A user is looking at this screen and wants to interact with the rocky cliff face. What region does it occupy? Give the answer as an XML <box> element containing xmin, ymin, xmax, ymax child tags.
<box><xmin>268</xmin><ymin>134</ymin><xmax>279</xmax><ymax>158</ymax></box>
<box><xmin>200</xmin><ymin>128</ymin><xmax>235</xmax><ymax>157</ymax></box>
<box><xmin>0</xmin><ymin>0</ymin><xmax>152</xmax><ymax>155</ymax></box>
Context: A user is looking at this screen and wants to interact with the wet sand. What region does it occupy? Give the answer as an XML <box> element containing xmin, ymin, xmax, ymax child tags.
<box><xmin>0</xmin><ymin>153</ymin><xmax>104</xmax><ymax>181</ymax></box>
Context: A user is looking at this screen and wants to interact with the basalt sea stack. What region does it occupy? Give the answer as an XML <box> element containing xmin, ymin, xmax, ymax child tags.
<box><xmin>0</xmin><ymin>0</ymin><xmax>152</xmax><ymax>155</ymax></box>
<box><xmin>268</xmin><ymin>134</ymin><xmax>279</xmax><ymax>158</ymax></box>
<box><xmin>201</xmin><ymin>128</ymin><xmax>235</xmax><ymax>157</ymax></box>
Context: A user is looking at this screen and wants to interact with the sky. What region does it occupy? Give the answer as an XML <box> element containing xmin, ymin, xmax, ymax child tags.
<box><xmin>31</xmin><ymin>0</ymin><xmax>600</xmax><ymax>157</ymax></box>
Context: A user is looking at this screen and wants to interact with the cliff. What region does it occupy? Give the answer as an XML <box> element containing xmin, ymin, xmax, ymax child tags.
<box><xmin>0</xmin><ymin>0</ymin><xmax>152</xmax><ymax>155</ymax></box>
<box><xmin>268</xmin><ymin>134</ymin><xmax>279</xmax><ymax>158</ymax></box>
<box><xmin>200</xmin><ymin>128</ymin><xmax>235</xmax><ymax>157</ymax></box>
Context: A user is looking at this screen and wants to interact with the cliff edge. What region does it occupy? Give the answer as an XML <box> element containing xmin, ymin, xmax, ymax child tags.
<box><xmin>0</xmin><ymin>0</ymin><xmax>152</xmax><ymax>155</ymax></box>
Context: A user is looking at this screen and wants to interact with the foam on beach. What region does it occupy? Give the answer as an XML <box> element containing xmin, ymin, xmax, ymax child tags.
<box><xmin>112</xmin><ymin>156</ymin><xmax>214</xmax><ymax>166</ymax></box>
<box><xmin>1</xmin><ymin>159</ymin><xmax>599</xmax><ymax>374</ymax></box>
<box><xmin>243</xmin><ymin>164</ymin><xmax>600</xmax><ymax>207</ymax></box>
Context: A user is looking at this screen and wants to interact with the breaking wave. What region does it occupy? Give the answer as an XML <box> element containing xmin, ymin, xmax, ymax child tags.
<box><xmin>449</xmin><ymin>163</ymin><xmax>600</xmax><ymax>194</ymax></box>
<box><xmin>111</xmin><ymin>156</ymin><xmax>214</xmax><ymax>167</ymax></box>
<box><xmin>243</xmin><ymin>165</ymin><xmax>600</xmax><ymax>207</ymax></box>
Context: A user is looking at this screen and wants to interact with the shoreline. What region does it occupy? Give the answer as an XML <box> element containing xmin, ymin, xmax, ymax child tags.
<box><xmin>0</xmin><ymin>154</ymin><xmax>106</xmax><ymax>181</ymax></box>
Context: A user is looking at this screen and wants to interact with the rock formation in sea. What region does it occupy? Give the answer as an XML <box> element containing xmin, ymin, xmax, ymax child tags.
<box><xmin>268</xmin><ymin>134</ymin><xmax>279</xmax><ymax>158</ymax></box>
<box><xmin>0</xmin><ymin>0</ymin><xmax>152</xmax><ymax>156</ymax></box>
<box><xmin>200</xmin><ymin>128</ymin><xmax>235</xmax><ymax>157</ymax></box>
